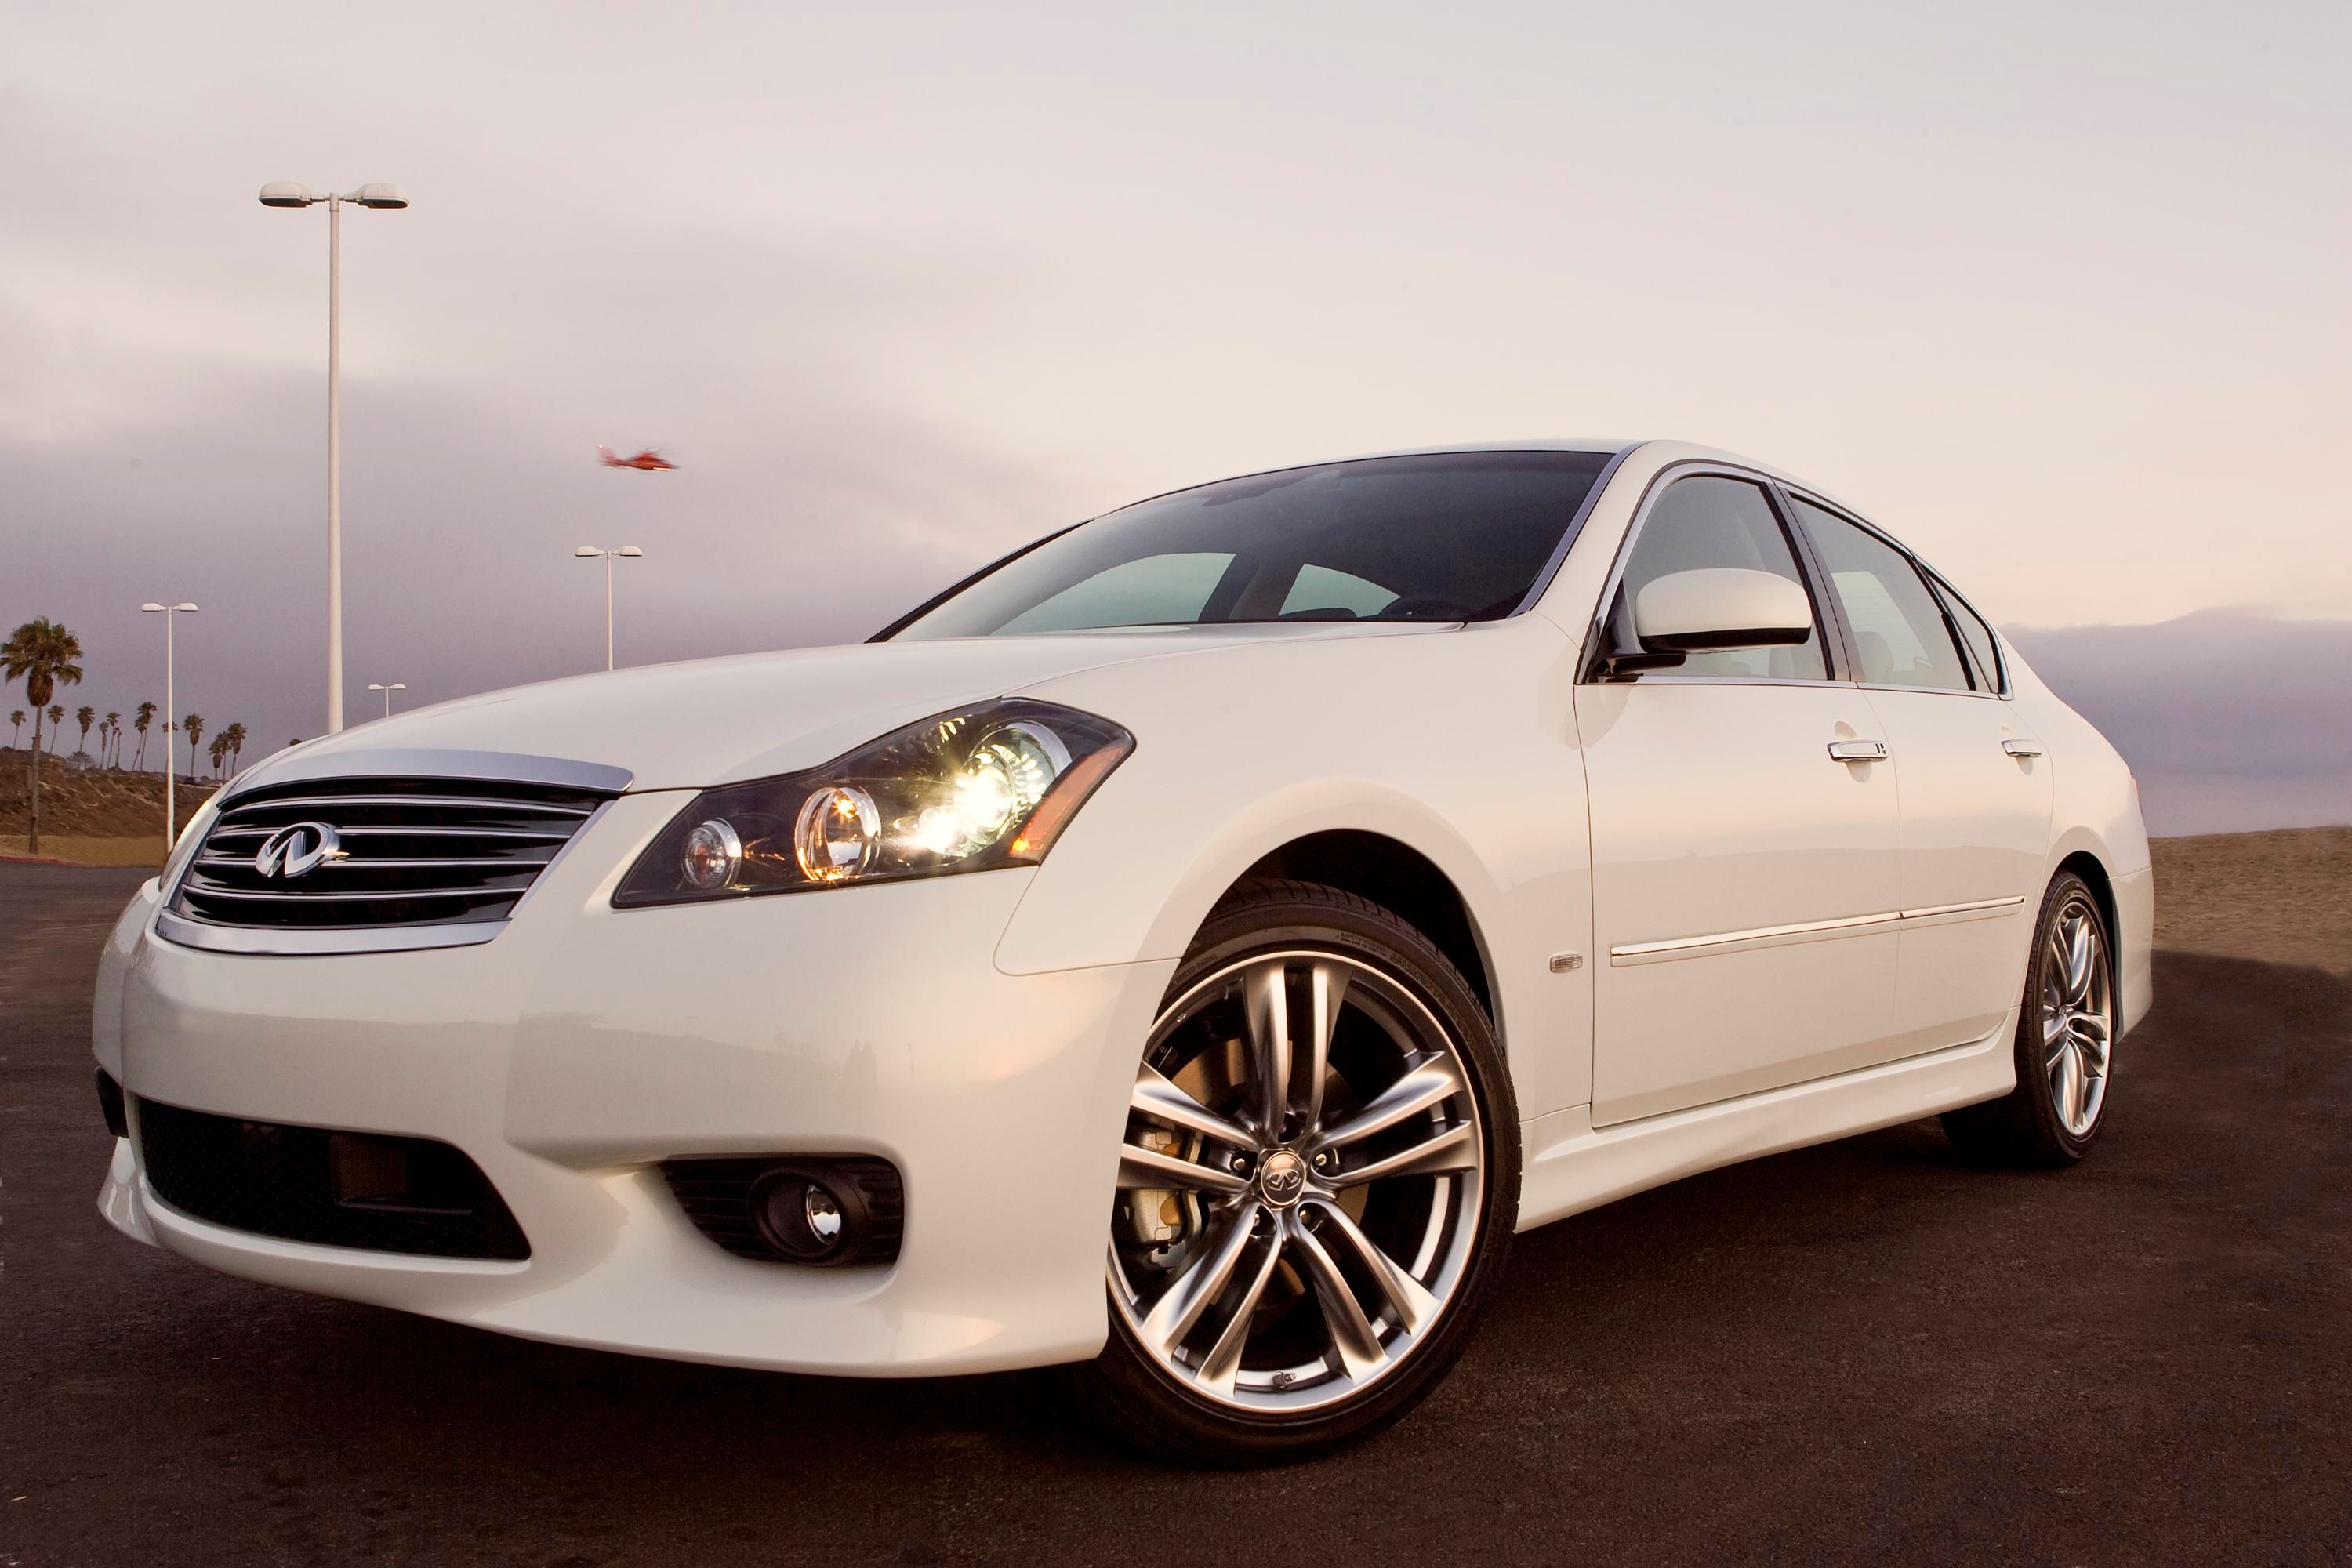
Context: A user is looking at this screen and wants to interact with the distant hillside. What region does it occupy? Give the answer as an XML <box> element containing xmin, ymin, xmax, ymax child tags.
<box><xmin>2006</xmin><ymin>612</ymin><xmax>2352</xmax><ymax>837</ymax></box>
<box><xmin>0</xmin><ymin>748</ymin><xmax>222</xmax><ymax>838</ymax></box>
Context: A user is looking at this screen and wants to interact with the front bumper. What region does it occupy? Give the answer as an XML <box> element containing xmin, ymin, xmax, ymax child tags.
<box><xmin>94</xmin><ymin>791</ymin><xmax>1174</xmax><ymax>1376</ymax></box>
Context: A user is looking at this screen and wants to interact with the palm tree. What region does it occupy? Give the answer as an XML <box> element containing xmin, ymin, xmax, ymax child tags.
<box><xmin>207</xmin><ymin>733</ymin><xmax>230</xmax><ymax>779</ymax></box>
<box><xmin>180</xmin><ymin>714</ymin><xmax>204</xmax><ymax>781</ymax></box>
<box><xmin>74</xmin><ymin>704</ymin><xmax>96</xmax><ymax>765</ymax></box>
<box><xmin>133</xmin><ymin>702</ymin><xmax>157</xmax><ymax>771</ymax></box>
<box><xmin>222</xmin><ymin>722</ymin><xmax>249</xmax><ymax>775</ymax></box>
<box><xmin>4</xmin><ymin>619</ymin><xmax>85</xmax><ymax>855</ymax></box>
<box><xmin>8</xmin><ymin>710</ymin><xmax>20</xmax><ymax>748</ymax></box>
<box><xmin>104</xmin><ymin>711</ymin><xmax>122</xmax><ymax>768</ymax></box>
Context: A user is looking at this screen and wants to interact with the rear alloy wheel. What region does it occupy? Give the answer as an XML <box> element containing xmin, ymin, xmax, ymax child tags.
<box><xmin>1944</xmin><ymin>871</ymin><xmax>2116</xmax><ymax>1165</ymax></box>
<box><xmin>1080</xmin><ymin>880</ymin><xmax>1517</xmax><ymax>1465</ymax></box>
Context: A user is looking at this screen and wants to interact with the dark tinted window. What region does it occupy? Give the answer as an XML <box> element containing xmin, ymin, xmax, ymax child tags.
<box><xmin>1793</xmin><ymin>501</ymin><xmax>1973</xmax><ymax>691</ymax></box>
<box><xmin>1928</xmin><ymin>572</ymin><xmax>2004</xmax><ymax>693</ymax></box>
<box><xmin>890</xmin><ymin>451</ymin><xmax>1610</xmax><ymax>639</ymax></box>
<box><xmin>1616</xmin><ymin>477</ymin><xmax>1826</xmax><ymax>680</ymax></box>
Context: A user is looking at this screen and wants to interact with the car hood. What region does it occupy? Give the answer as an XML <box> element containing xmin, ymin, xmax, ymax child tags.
<box><xmin>234</xmin><ymin>623</ymin><xmax>1443</xmax><ymax>796</ymax></box>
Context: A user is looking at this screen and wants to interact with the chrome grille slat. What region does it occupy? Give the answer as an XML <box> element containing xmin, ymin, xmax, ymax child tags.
<box><xmin>204</xmin><ymin>824</ymin><xmax>574</xmax><ymax>842</ymax></box>
<box><xmin>194</xmin><ymin>855</ymin><xmax>552</xmax><ymax>871</ymax></box>
<box><xmin>176</xmin><ymin>884</ymin><xmax>520</xmax><ymax>903</ymax></box>
<box><xmin>213</xmin><ymin>793</ymin><xmax>597</xmax><ymax>816</ymax></box>
<box><xmin>165</xmin><ymin>771</ymin><xmax>615</xmax><ymax>940</ymax></box>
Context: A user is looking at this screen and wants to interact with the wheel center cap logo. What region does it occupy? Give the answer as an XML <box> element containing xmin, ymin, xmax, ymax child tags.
<box><xmin>1258</xmin><ymin>1149</ymin><xmax>1307</xmax><ymax>1208</ymax></box>
<box><xmin>254</xmin><ymin>821</ymin><xmax>342</xmax><ymax>880</ymax></box>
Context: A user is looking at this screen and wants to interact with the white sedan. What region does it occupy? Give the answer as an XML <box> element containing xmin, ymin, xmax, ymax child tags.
<box><xmin>93</xmin><ymin>440</ymin><xmax>2153</xmax><ymax>1464</ymax></box>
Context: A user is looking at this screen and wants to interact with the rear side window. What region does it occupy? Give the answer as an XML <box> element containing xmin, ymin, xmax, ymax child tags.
<box><xmin>1791</xmin><ymin>500</ymin><xmax>1973</xmax><ymax>691</ymax></box>
<box><xmin>1928</xmin><ymin>572</ymin><xmax>2005</xmax><ymax>694</ymax></box>
<box><xmin>1616</xmin><ymin>477</ymin><xmax>1827</xmax><ymax>680</ymax></box>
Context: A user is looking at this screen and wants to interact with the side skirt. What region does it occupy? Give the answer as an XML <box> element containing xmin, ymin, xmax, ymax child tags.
<box><xmin>1513</xmin><ymin>1014</ymin><xmax>2017</xmax><ymax>1233</ymax></box>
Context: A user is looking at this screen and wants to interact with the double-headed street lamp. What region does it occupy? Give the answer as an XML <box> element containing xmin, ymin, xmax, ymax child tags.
<box><xmin>259</xmin><ymin>179</ymin><xmax>408</xmax><ymax>735</ymax></box>
<box><xmin>575</xmin><ymin>546</ymin><xmax>644</xmax><ymax>671</ymax></box>
<box><xmin>367</xmin><ymin>681</ymin><xmax>408</xmax><ymax>719</ymax></box>
<box><xmin>140</xmin><ymin>601</ymin><xmax>198</xmax><ymax>852</ymax></box>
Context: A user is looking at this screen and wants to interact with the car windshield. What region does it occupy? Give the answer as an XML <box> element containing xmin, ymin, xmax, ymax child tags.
<box><xmin>885</xmin><ymin>450</ymin><xmax>1613</xmax><ymax>640</ymax></box>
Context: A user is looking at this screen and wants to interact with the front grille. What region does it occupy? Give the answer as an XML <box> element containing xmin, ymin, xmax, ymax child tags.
<box><xmin>168</xmin><ymin>775</ymin><xmax>610</xmax><ymax>931</ymax></box>
<box><xmin>135</xmin><ymin>1097</ymin><xmax>531</xmax><ymax>1261</ymax></box>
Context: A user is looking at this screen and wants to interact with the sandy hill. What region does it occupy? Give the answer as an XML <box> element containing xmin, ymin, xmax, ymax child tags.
<box><xmin>1</xmin><ymin>748</ymin><xmax>221</xmax><ymax>840</ymax></box>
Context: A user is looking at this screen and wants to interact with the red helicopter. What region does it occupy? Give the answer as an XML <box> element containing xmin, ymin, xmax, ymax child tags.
<box><xmin>597</xmin><ymin>445</ymin><xmax>677</xmax><ymax>472</ymax></box>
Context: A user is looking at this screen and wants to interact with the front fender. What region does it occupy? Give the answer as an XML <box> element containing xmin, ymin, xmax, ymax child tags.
<box><xmin>996</xmin><ymin>617</ymin><xmax>1595</xmax><ymax>1120</ymax></box>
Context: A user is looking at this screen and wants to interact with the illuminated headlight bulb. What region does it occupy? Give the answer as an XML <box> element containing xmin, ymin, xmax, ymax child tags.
<box><xmin>939</xmin><ymin>723</ymin><xmax>1069</xmax><ymax>855</ymax></box>
<box><xmin>680</xmin><ymin>818</ymin><xmax>742</xmax><ymax>891</ymax></box>
<box><xmin>794</xmin><ymin>785</ymin><xmax>880</xmax><ymax>881</ymax></box>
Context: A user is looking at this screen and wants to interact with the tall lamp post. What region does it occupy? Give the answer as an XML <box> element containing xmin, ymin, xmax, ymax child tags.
<box><xmin>140</xmin><ymin>602</ymin><xmax>198</xmax><ymax>853</ymax></box>
<box><xmin>259</xmin><ymin>179</ymin><xmax>409</xmax><ymax>735</ymax></box>
<box><xmin>575</xmin><ymin>546</ymin><xmax>644</xmax><ymax>670</ymax></box>
<box><xmin>367</xmin><ymin>681</ymin><xmax>408</xmax><ymax>719</ymax></box>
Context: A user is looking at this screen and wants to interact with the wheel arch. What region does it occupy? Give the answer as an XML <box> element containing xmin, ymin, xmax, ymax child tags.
<box><xmin>1225</xmin><ymin>830</ymin><xmax>1497</xmax><ymax>1028</ymax></box>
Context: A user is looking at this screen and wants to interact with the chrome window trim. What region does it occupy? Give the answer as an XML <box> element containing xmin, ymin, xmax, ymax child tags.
<box><xmin>221</xmin><ymin>748</ymin><xmax>633</xmax><ymax>806</ymax></box>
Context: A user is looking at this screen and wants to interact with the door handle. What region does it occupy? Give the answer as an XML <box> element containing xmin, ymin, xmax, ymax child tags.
<box><xmin>2002</xmin><ymin>739</ymin><xmax>2044</xmax><ymax>758</ymax></box>
<box><xmin>1828</xmin><ymin>740</ymin><xmax>1889</xmax><ymax>762</ymax></box>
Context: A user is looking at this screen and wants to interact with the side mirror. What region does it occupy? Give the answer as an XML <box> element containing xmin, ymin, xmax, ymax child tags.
<box><xmin>1633</xmin><ymin>568</ymin><xmax>1813</xmax><ymax>653</ymax></box>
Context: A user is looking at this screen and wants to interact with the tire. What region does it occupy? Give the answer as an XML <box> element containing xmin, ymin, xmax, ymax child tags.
<box><xmin>1076</xmin><ymin>877</ymin><xmax>1520</xmax><ymax>1466</ymax></box>
<box><xmin>1941</xmin><ymin>871</ymin><xmax>2117</xmax><ymax>1167</ymax></box>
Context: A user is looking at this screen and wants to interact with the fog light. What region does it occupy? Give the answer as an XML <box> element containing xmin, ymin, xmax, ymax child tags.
<box><xmin>750</xmin><ymin>1167</ymin><xmax>873</xmax><ymax>1265</ymax></box>
<box><xmin>662</xmin><ymin>1155</ymin><xmax>906</xmax><ymax>1268</ymax></box>
<box><xmin>803</xmin><ymin>1186</ymin><xmax>843</xmax><ymax>1242</ymax></box>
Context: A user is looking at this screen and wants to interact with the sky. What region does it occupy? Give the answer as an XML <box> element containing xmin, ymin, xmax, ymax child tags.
<box><xmin>2</xmin><ymin>1</ymin><xmax>2347</xmax><ymax>829</ymax></box>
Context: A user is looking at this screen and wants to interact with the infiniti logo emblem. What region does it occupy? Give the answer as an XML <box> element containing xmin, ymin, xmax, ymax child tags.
<box><xmin>1257</xmin><ymin>1149</ymin><xmax>1307</xmax><ymax>1208</ymax></box>
<box><xmin>253</xmin><ymin>821</ymin><xmax>343</xmax><ymax>880</ymax></box>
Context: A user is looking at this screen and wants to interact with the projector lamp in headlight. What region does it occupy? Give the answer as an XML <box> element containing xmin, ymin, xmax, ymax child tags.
<box><xmin>679</xmin><ymin>818</ymin><xmax>742</xmax><ymax>891</ymax></box>
<box><xmin>612</xmin><ymin>699</ymin><xmax>1132</xmax><ymax>907</ymax></box>
<box><xmin>794</xmin><ymin>786</ymin><xmax>880</xmax><ymax>881</ymax></box>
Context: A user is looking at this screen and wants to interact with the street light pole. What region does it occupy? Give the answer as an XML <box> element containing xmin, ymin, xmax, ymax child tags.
<box><xmin>367</xmin><ymin>681</ymin><xmax>407</xmax><ymax>718</ymax></box>
<box><xmin>327</xmin><ymin>191</ymin><xmax>343</xmax><ymax>735</ymax></box>
<box><xmin>574</xmin><ymin>546</ymin><xmax>644</xmax><ymax>670</ymax></box>
<box><xmin>260</xmin><ymin>180</ymin><xmax>408</xmax><ymax>734</ymax></box>
<box><xmin>141</xmin><ymin>602</ymin><xmax>198</xmax><ymax>854</ymax></box>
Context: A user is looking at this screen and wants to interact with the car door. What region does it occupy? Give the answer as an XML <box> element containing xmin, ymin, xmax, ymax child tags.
<box><xmin>1577</xmin><ymin>472</ymin><xmax>1901</xmax><ymax>1126</ymax></box>
<box><xmin>1788</xmin><ymin>496</ymin><xmax>2053</xmax><ymax>1058</ymax></box>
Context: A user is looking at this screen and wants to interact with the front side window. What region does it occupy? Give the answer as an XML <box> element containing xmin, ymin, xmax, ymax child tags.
<box><xmin>888</xmin><ymin>451</ymin><xmax>1611</xmax><ymax>639</ymax></box>
<box><xmin>1792</xmin><ymin>500</ymin><xmax>1973</xmax><ymax>691</ymax></box>
<box><xmin>1613</xmin><ymin>476</ymin><xmax>1827</xmax><ymax>680</ymax></box>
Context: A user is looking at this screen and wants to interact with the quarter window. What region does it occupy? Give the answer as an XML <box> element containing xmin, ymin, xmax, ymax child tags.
<box><xmin>1928</xmin><ymin>572</ymin><xmax>2004</xmax><ymax>694</ymax></box>
<box><xmin>1791</xmin><ymin>501</ymin><xmax>1973</xmax><ymax>691</ymax></box>
<box><xmin>1615</xmin><ymin>477</ymin><xmax>1827</xmax><ymax>680</ymax></box>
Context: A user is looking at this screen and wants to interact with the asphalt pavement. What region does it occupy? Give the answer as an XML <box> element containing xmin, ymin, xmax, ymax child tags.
<box><xmin>3</xmin><ymin>861</ymin><xmax>2345</xmax><ymax>1566</ymax></box>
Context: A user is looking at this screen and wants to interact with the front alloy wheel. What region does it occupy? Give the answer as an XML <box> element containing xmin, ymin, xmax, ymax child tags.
<box><xmin>1081</xmin><ymin>880</ymin><xmax>1517</xmax><ymax>1465</ymax></box>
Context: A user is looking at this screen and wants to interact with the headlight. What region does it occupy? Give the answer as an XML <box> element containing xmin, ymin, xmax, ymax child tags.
<box><xmin>613</xmin><ymin>699</ymin><xmax>1133</xmax><ymax>907</ymax></box>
